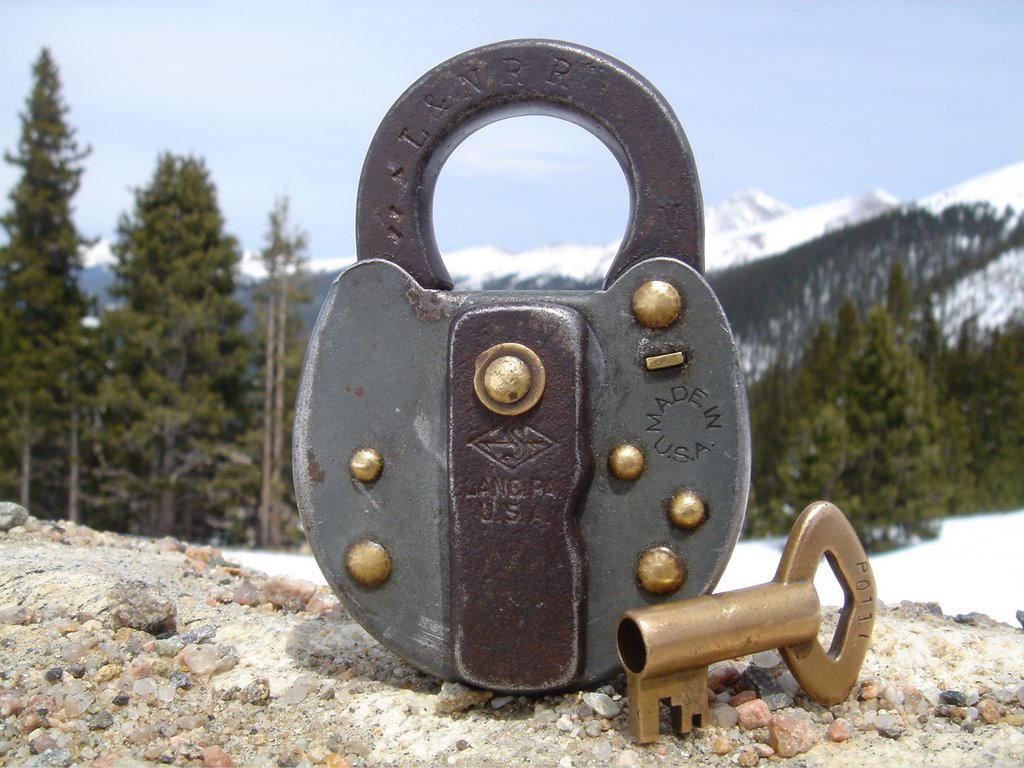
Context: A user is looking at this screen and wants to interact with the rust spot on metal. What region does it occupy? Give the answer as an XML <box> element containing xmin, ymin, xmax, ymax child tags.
<box><xmin>306</xmin><ymin>449</ymin><xmax>325</xmax><ymax>484</ymax></box>
<box><xmin>405</xmin><ymin>286</ymin><xmax>463</xmax><ymax>322</ymax></box>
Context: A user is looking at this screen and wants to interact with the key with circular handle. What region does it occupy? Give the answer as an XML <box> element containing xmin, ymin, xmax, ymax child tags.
<box><xmin>617</xmin><ymin>501</ymin><xmax>876</xmax><ymax>743</ymax></box>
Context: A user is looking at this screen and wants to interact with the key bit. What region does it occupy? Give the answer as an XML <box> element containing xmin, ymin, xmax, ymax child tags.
<box><xmin>616</xmin><ymin>501</ymin><xmax>876</xmax><ymax>744</ymax></box>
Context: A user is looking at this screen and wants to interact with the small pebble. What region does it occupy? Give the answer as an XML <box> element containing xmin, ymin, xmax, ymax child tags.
<box><xmin>712</xmin><ymin>735</ymin><xmax>733</xmax><ymax>755</ymax></box>
<box><xmin>490</xmin><ymin>695</ymin><xmax>514</xmax><ymax>709</ymax></box>
<box><xmin>232</xmin><ymin>580</ymin><xmax>263</xmax><ymax>607</ymax></box>
<box><xmin>940</xmin><ymin>690</ymin><xmax>967</xmax><ymax>707</ymax></box>
<box><xmin>262</xmin><ymin>575</ymin><xmax>317</xmax><ymax>612</ymax></box>
<box><xmin>874</xmin><ymin>713</ymin><xmax>905</xmax><ymax>739</ymax></box>
<box><xmin>44</xmin><ymin>667</ymin><xmax>63</xmax><ymax>683</ymax></box>
<box><xmin>730</xmin><ymin>690</ymin><xmax>757</xmax><ymax>707</ymax></box>
<box><xmin>181</xmin><ymin>644</ymin><xmax>220</xmax><ymax>676</ymax></box>
<box><xmin>736</xmin><ymin>749</ymin><xmax>759</xmax><ymax>767</ymax></box>
<box><xmin>736</xmin><ymin>698</ymin><xmax>771</xmax><ymax>729</ymax></box>
<box><xmin>279</xmin><ymin>675</ymin><xmax>315</xmax><ymax>705</ymax></box>
<box><xmin>977</xmin><ymin>699</ymin><xmax>1002</xmax><ymax>724</ymax></box>
<box><xmin>827</xmin><ymin>717</ymin><xmax>855</xmax><ymax>742</ymax></box>
<box><xmin>706</xmin><ymin>701</ymin><xmax>739</xmax><ymax>728</ymax></box>
<box><xmin>243</xmin><ymin>677</ymin><xmax>272</xmax><ymax>706</ymax></box>
<box><xmin>108</xmin><ymin>580</ymin><xmax>177</xmax><ymax>635</ymax></box>
<box><xmin>555</xmin><ymin>713</ymin><xmax>573</xmax><ymax>732</ymax></box>
<box><xmin>751</xmin><ymin>649</ymin><xmax>781</xmax><ymax>668</ymax></box>
<box><xmin>768</xmin><ymin>713</ymin><xmax>818</xmax><ymax>757</ymax></box>
<box><xmin>582</xmin><ymin>691</ymin><xmax>621</xmax><ymax>718</ymax></box>
<box><xmin>202</xmin><ymin>745</ymin><xmax>234</xmax><ymax>767</ymax></box>
<box><xmin>435</xmin><ymin>681</ymin><xmax>492</xmax><ymax>713</ymax></box>
<box><xmin>707</xmin><ymin>663</ymin><xmax>741</xmax><ymax>691</ymax></box>
<box><xmin>87</xmin><ymin>711</ymin><xmax>114</xmax><ymax>730</ymax></box>
<box><xmin>181</xmin><ymin>624</ymin><xmax>216</xmax><ymax>644</ymax></box>
<box><xmin>591</xmin><ymin>738</ymin><xmax>614</xmax><ymax>761</ymax></box>
<box><xmin>740</xmin><ymin>666</ymin><xmax>790</xmax><ymax>710</ymax></box>
<box><xmin>0</xmin><ymin>604</ymin><xmax>35</xmax><ymax>625</ymax></box>
<box><xmin>155</xmin><ymin>636</ymin><xmax>185</xmax><ymax>657</ymax></box>
<box><xmin>0</xmin><ymin>501</ymin><xmax>29</xmax><ymax>531</ymax></box>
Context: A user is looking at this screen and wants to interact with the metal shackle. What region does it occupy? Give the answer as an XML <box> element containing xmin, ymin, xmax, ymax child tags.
<box><xmin>355</xmin><ymin>38</ymin><xmax>704</xmax><ymax>290</ymax></box>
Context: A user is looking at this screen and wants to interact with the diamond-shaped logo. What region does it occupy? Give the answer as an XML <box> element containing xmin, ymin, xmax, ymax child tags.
<box><xmin>469</xmin><ymin>424</ymin><xmax>556</xmax><ymax>470</ymax></box>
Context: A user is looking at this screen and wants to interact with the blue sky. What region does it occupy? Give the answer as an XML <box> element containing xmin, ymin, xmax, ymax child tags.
<box><xmin>2</xmin><ymin>1</ymin><xmax>1022</xmax><ymax>260</ymax></box>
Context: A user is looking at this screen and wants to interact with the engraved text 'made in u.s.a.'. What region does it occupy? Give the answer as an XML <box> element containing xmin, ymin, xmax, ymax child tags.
<box><xmin>646</xmin><ymin>385</ymin><xmax>724</xmax><ymax>464</ymax></box>
<box><xmin>463</xmin><ymin>476</ymin><xmax>558</xmax><ymax>525</ymax></box>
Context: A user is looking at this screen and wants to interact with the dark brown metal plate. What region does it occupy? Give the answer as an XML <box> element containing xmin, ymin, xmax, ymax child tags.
<box><xmin>447</xmin><ymin>303</ymin><xmax>591</xmax><ymax>691</ymax></box>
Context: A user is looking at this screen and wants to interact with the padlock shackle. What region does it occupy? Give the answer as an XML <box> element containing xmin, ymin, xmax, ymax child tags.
<box><xmin>356</xmin><ymin>39</ymin><xmax>704</xmax><ymax>290</ymax></box>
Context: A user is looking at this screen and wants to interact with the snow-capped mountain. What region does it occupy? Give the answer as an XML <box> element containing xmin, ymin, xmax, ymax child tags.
<box><xmin>706</xmin><ymin>189</ymin><xmax>899</xmax><ymax>272</ymax></box>
<box><xmin>919</xmin><ymin>161</ymin><xmax>1024</xmax><ymax>216</ymax></box>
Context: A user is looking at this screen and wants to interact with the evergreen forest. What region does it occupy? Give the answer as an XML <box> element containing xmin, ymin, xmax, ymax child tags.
<box><xmin>2</xmin><ymin>50</ymin><xmax>1022</xmax><ymax>552</ymax></box>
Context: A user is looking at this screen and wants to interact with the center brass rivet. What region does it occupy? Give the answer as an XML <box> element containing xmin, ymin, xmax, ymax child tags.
<box><xmin>346</xmin><ymin>539</ymin><xmax>392</xmax><ymax>588</ymax></box>
<box><xmin>636</xmin><ymin>547</ymin><xmax>686</xmax><ymax>595</ymax></box>
<box><xmin>632</xmin><ymin>280</ymin><xmax>682</xmax><ymax>329</ymax></box>
<box><xmin>483</xmin><ymin>355</ymin><xmax>532</xmax><ymax>404</ymax></box>
<box><xmin>473</xmin><ymin>342</ymin><xmax>545</xmax><ymax>416</ymax></box>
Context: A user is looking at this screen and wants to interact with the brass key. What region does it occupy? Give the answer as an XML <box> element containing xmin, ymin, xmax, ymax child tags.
<box><xmin>616</xmin><ymin>501</ymin><xmax>876</xmax><ymax>743</ymax></box>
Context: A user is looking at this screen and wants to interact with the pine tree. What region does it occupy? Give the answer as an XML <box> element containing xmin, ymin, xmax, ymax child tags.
<box><xmin>99</xmin><ymin>154</ymin><xmax>248</xmax><ymax>539</ymax></box>
<box><xmin>254</xmin><ymin>196</ymin><xmax>310</xmax><ymax>548</ymax></box>
<box><xmin>840</xmin><ymin>306</ymin><xmax>946</xmax><ymax>550</ymax></box>
<box><xmin>0</xmin><ymin>48</ymin><xmax>91</xmax><ymax>516</ymax></box>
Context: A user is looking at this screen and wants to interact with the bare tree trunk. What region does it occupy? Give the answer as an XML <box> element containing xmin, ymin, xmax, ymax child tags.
<box><xmin>258</xmin><ymin>286</ymin><xmax>277</xmax><ymax>548</ymax></box>
<box><xmin>19</xmin><ymin>434</ymin><xmax>31</xmax><ymax>510</ymax></box>
<box><xmin>270</xmin><ymin>274</ymin><xmax>289</xmax><ymax>550</ymax></box>
<box><xmin>68</xmin><ymin>404</ymin><xmax>80</xmax><ymax>523</ymax></box>
<box><xmin>158</xmin><ymin>421</ymin><xmax>177</xmax><ymax>537</ymax></box>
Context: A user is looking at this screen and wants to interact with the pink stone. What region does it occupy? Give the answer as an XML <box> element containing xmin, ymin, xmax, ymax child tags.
<box><xmin>736</xmin><ymin>698</ymin><xmax>771</xmax><ymax>730</ymax></box>
<box><xmin>826</xmin><ymin>717</ymin><xmax>855</xmax><ymax>742</ymax></box>
<box><xmin>768</xmin><ymin>713</ymin><xmax>818</xmax><ymax>757</ymax></box>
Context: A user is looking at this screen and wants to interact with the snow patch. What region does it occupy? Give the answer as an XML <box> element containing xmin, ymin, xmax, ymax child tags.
<box><xmin>938</xmin><ymin>246</ymin><xmax>1024</xmax><ymax>337</ymax></box>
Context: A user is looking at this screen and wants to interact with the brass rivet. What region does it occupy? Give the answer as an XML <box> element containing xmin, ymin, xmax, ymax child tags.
<box><xmin>349</xmin><ymin>447</ymin><xmax>383</xmax><ymax>483</ymax></box>
<box><xmin>609</xmin><ymin>444</ymin><xmax>645</xmax><ymax>481</ymax></box>
<box><xmin>668</xmin><ymin>490</ymin><xmax>707</xmax><ymax>530</ymax></box>
<box><xmin>632</xmin><ymin>281</ymin><xmax>682</xmax><ymax>329</ymax></box>
<box><xmin>473</xmin><ymin>342</ymin><xmax>546</xmax><ymax>416</ymax></box>
<box><xmin>483</xmin><ymin>355</ymin><xmax>532</xmax><ymax>404</ymax></box>
<box><xmin>636</xmin><ymin>547</ymin><xmax>686</xmax><ymax>595</ymax></box>
<box><xmin>346</xmin><ymin>539</ymin><xmax>392</xmax><ymax>588</ymax></box>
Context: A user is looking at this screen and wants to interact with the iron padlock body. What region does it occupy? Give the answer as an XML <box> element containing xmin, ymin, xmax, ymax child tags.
<box><xmin>295</xmin><ymin>40</ymin><xmax>751</xmax><ymax>692</ymax></box>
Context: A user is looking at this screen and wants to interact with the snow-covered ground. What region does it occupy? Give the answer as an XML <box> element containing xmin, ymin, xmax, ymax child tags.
<box><xmin>226</xmin><ymin>508</ymin><xmax>1023</xmax><ymax>628</ymax></box>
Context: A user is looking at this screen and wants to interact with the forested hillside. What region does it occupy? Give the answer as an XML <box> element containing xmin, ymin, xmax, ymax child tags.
<box><xmin>712</xmin><ymin>203</ymin><xmax>1024</xmax><ymax>376</ymax></box>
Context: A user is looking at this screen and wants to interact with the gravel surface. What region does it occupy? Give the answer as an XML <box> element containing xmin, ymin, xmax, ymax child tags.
<box><xmin>2</xmin><ymin>515</ymin><xmax>1023</xmax><ymax>767</ymax></box>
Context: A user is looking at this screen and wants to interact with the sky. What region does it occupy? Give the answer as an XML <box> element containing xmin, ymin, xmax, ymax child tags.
<box><xmin>2</xmin><ymin>1</ymin><xmax>1023</xmax><ymax>263</ymax></box>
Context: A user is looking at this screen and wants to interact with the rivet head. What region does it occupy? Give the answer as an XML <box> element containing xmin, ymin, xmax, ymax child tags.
<box><xmin>473</xmin><ymin>342</ymin><xmax>546</xmax><ymax>416</ymax></box>
<box><xmin>636</xmin><ymin>547</ymin><xmax>686</xmax><ymax>595</ymax></box>
<box><xmin>349</xmin><ymin>448</ymin><xmax>383</xmax><ymax>482</ymax></box>
<box><xmin>632</xmin><ymin>281</ymin><xmax>682</xmax><ymax>329</ymax></box>
<box><xmin>346</xmin><ymin>539</ymin><xmax>392</xmax><ymax>588</ymax></box>
<box><xmin>609</xmin><ymin>444</ymin><xmax>645</xmax><ymax>481</ymax></box>
<box><xmin>668</xmin><ymin>490</ymin><xmax>707</xmax><ymax>530</ymax></box>
<box><xmin>483</xmin><ymin>355</ymin><xmax>532</xmax><ymax>404</ymax></box>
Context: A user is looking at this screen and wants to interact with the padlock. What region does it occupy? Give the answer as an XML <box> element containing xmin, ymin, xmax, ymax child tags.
<box><xmin>295</xmin><ymin>39</ymin><xmax>751</xmax><ymax>693</ymax></box>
